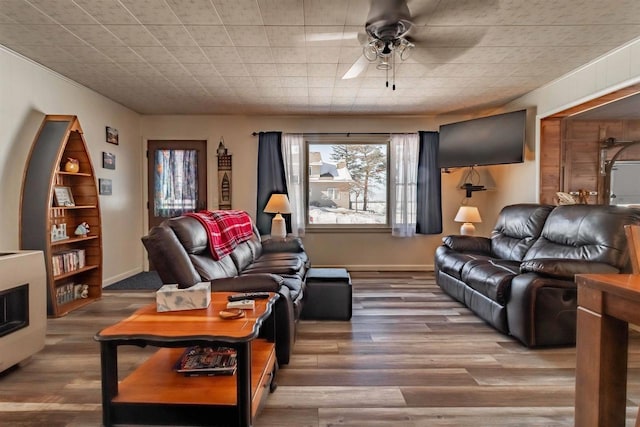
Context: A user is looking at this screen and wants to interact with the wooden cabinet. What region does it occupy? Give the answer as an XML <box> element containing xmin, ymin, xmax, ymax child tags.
<box><xmin>20</xmin><ymin>115</ymin><xmax>102</xmax><ymax>317</ymax></box>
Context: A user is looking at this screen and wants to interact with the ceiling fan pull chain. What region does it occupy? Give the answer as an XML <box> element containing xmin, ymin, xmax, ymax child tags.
<box><xmin>393</xmin><ymin>51</ymin><xmax>396</xmax><ymax>90</ymax></box>
<box><xmin>386</xmin><ymin>66</ymin><xmax>389</xmax><ymax>88</ymax></box>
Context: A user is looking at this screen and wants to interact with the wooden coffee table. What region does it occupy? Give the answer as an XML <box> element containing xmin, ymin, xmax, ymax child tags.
<box><xmin>94</xmin><ymin>292</ymin><xmax>279</xmax><ymax>427</ymax></box>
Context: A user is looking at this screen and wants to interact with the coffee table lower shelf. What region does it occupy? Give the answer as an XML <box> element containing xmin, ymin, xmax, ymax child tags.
<box><xmin>106</xmin><ymin>339</ymin><xmax>276</xmax><ymax>426</ymax></box>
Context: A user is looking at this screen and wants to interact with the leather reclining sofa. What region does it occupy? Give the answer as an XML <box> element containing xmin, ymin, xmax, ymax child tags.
<box><xmin>435</xmin><ymin>203</ymin><xmax>640</xmax><ymax>347</ymax></box>
<box><xmin>142</xmin><ymin>215</ymin><xmax>309</xmax><ymax>365</ymax></box>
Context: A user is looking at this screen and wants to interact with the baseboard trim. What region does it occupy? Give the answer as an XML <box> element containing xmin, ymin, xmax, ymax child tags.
<box><xmin>311</xmin><ymin>264</ymin><xmax>435</xmax><ymax>272</ymax></box>
<box><xmin>103</xmin><ymin>267</ymin><xmax>143</xmax><ymax>287</ymax></box>
<box><xmin>102</xmin><ymin>265</ymin><xmax>434</xmax><ymax>286</ymax></box>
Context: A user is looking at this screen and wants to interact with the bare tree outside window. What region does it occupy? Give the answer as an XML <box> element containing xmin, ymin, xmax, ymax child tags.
<box><xmin>308</xmin><ymin>143</ymin><xmax>388</xmax><ymax>225</ymax></box>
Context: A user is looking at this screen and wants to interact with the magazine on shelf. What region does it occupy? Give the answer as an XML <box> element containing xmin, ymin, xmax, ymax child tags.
<box><xmin>174</xmin><ymin>346</ymin><xmax>237</xmax><ymax>376</ymax></box>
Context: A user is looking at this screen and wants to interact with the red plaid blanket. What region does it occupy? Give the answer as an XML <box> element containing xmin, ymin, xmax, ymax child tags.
<box><xmin>186</xmin><ymin>210</ymin><xmax>254</xmax><ymax>260</ymax></box>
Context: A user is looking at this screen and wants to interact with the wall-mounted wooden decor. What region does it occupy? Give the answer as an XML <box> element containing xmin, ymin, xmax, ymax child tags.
<box><xmin>217</xmin><ymin>153</ymin><xmax>232</xmax><ymax>210</ymax></box>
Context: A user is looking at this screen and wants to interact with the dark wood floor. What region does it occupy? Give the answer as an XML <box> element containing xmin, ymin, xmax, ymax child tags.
<box><xmin>2</xmin><ymin>271</ymin><xmax>640</xmax><ymax>426</ymax></box>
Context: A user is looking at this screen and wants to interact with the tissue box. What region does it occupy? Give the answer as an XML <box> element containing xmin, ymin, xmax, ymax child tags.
<box><xmin>156</xmin><ymin>281</ymin><xmax>211</xmax><ymax>312</ymax></box>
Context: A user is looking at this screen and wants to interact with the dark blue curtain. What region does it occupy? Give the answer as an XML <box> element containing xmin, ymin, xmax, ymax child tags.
<box><xmin>416</xmin><ymin>131</ymin><xmax>442</xmax><ymax>234</ymax></box>
<box><xmin>256</xmin><ymin>132</ymin><xmax>290</xmax><ymax>235</ymax></box>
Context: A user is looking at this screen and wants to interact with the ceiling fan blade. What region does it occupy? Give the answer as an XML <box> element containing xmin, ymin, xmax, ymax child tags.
<box><xmin>406</xmin><ymin>26</ymin><xmax>488</xmax><ymax>49</ymax></box>
<box><xmin>408</xmin><ymin>0</ymin><xmax>499</xmax><ymax>25</ymax></box>
<box><xmin>365</xmin><ymin>0</ymin><xmax>413</xmax><ymax>40</ymax></box>
<box><xmin>366</xmin><ymin>0</ymin><xmax>411</xmax><ymax>26</ymax></box>
<box><xmin>357</xmin><ymin>32</ymin><xmax>369</xmax><ymax>45</ymax></box>
<box><xmin>306</xmin><ymin>31</ymin><xmax>359</xmax><ymax>43</ymax></box>
<box><xmin>342</xmin><ymin>55</ymin><xmax>369</xmax><ymax>80</ymax></box>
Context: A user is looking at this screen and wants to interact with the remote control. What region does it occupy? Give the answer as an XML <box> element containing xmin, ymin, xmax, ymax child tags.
<box><xmin>227</xmin><ymin>292</ymin><xmax>270</xmax><ymax>302</ymax></box>
<box><xmin>226</xmin><ymin>300</ymin><xmax>255</xmax><ymax>310</ymax></box>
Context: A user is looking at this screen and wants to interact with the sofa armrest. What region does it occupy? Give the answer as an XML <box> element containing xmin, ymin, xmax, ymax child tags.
<box><xmin>262</xmin><ymin>237</ymin><xmax>305</xmax><ymax>253</ymax></box>
<box><xmin>141</xmin><ymin>224</ymin><xmax>201</xmax><ymax>289</ymax></box>
<box><xmin>209</xmin><ymin>273</ymin><xmax>284</xmax><ymax>293</ymax></box>
<box><xmin>442</xmin><ymin>235</ymin><xmax>491</xmax><ymax>254</ymax></box>
<box><xmin>507</xmin><ymin>273</ymin><xmax>579</xmax><ymax>347</ymax></box>
<box><xmin>520</xmin><ymin>259</ymin><xmax>620</xmax><ymax>280</ymax></box>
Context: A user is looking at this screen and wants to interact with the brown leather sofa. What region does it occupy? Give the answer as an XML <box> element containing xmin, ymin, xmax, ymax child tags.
<box><xmin>141</xmin><ymin>215</ymin><xmax>309</xmax><ymax>365</ymax></box>
<box><xmin>435</xmin><ymin>203</ymin><xmax>640</xmax><ymax>347</ymax></box>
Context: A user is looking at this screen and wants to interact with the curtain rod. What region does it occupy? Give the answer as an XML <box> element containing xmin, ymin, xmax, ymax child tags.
<box><xmin>251</xmin><ymin>132</ymin><xmax>393</xmax><ymax>136</ymax></box>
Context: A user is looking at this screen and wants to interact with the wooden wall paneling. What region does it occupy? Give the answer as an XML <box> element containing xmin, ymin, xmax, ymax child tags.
<box><xmin>625</xmin><ymin>120</ymin><xmax>640</xmax><ymax>139</ymax></box>
<box><xmin>540</xmin><ymin>83</ymin><xmax>640</xmax><ymax>206</ymax></box>
<box><xmin>563</xmin><ymin>137</ymin><xmax>599</xmax><ymax>201</ymax></box>
<box><xmin>539</xmin><ymin>118</ymin><xmax>562</xmax><ymax>204</ymax></box>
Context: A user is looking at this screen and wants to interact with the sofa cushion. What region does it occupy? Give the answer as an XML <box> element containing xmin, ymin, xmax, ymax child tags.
<box><xmin>209</xmin><ymin>273</ymin><xmax>283</xmax><ymax>292</ymax></box>
<box><xmin>230</xmin><ymin>240</ymin><xmax>256</xmax><ymax>271</ymax></box>
<box><xmin>520</xmin><ymin>259</ymin><xmax>619</xmax><ymax>280</ymax></box>
<box><xmin>524</xmin><ymin>205</ymin><xmax>640</xmax><ymax>269</ymax></box>
<box><xmin>280</xmin><ymin>276</ymin><xmax>304</xmax><ymax>301</ymax></box>
<box><xmin>190</xmin><ymin>254</ymin><xmax>238</xmax><ymax>280</ymax></box>
<box><xmin>167</xmin><ymin>216</ymin><xmax>209</xmax><ymax>254</ymax></box>
<box><xmin>461</xmin><ymin>259</ymin><xmax>519</xmax><ymax>305</ymax></box>
<box><xmin>491</xmin><ymin>204</ymin><xmax>554</xmax><ymax>261</ymax></box>
<box><xmin>257</xmin><ymin>251</ymin><xmax>309</xmax><ymax>265</ymax></box>
<box><xmin>442</xmin><ymin>235</ymin><xmax>491</xmax><ymax>254</ymax></box>
<box><xmin>435</xmin><ymin>246</ymin><xmax>491</xmax><ymax>280</ymax></box>
<box><xmin>242</xmin><ymin>258</ymin><xmax>304</xmax><ymax>276</ymax></box>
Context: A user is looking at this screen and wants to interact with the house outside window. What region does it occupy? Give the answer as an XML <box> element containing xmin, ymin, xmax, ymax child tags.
<box><xmin>307</xmin><ymin>141</ymin><xmax>389</xmax><ymax>227</ymax></box>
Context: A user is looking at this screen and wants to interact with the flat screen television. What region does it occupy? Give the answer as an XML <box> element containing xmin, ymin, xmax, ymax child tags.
<box><xmin>438</xmin><ymin>109</ymin><xmax>526</xmax><ymax>169</ymax></box>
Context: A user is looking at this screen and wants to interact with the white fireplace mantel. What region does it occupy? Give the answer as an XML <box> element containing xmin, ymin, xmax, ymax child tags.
<box><xmin>0</xmin><ymin>250</ymin><xmax>46</xmax><ymax>372</ymax></box>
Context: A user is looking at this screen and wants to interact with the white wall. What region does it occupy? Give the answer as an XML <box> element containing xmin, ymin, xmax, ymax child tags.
<box><xmin>502</xmin><ymin>37</ymin><xmax>640</xmax><ymax>207</ymax></box>
<box><xmin>5</xmin><ymin>35</ymin><xmax>640</xmax><ymax>276</ymax></box>
<box><xmin>141</xmin><ymin>114</ymin><xmax>496</xmax><ymax>270</ymax></box>
<box><xmin>141</xmin><ymin>33</ymin><xmax>640</xmax><ymax>270</ymax></box>
<box><xmin>0</xmin><ymin>47</ymin><xmax>143</xmax><ymax>285</ymax></box>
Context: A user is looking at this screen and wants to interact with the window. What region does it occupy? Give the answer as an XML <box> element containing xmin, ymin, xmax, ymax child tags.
<box><xmin>153</xmin><ymin>149</ymin><xmax>198</xmax><ymax>217</ymax></box>
<box><xmin>307</xmin><ymin>141</ymin><xmax>389</xmax><ymax>227</ymax></box>
<box><xmin>326</xmin><ymin>188</ymin><xmax>339</xmax><ymax>200</ymax></box>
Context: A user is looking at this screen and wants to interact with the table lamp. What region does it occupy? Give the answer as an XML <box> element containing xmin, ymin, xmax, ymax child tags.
<box><xmin>454</xmin><ymin>206</ymin><xmax>482</xmax><ymax>235</ymax></box>
<box><xmin>264</xmin><ymin>194</ymin><xmax>291</xmax><ymax>239</ymax></box>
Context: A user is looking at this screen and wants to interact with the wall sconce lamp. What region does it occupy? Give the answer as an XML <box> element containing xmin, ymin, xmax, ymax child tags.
<box><xmin>264</xmin><ymin>194</ymin><xmax>291</xmax><ymax>239</ymax></box>
<box><xmin>454</xmin><ymin>205</ymin><xmax>482</xmax><ymax>236</ymax></box>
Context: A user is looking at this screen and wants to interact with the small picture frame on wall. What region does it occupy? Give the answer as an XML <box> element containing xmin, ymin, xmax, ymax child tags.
<box><xmin>106</xmin><ymin>126</ymin><xmax>118</xmax><ymax>145</ymax></box>
<box><xmin>99</xmin><ymin>178</ymin><xmax>112</xmax><ymax>195</ymax></box>
<box><xmin>53</xmin><ymin>186</ymin><xmax>75</xmax><ymax>207</ymax></box>
<box><xmin>102</xmin><ymin>152</ymin><xmax>115</xmax><ymax>169</ymax></box>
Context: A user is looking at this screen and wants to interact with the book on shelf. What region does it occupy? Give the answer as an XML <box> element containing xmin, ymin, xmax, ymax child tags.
<box><xmin>55</xmin><ymin>281</ymin><xmax>86</xmax><ymax>304</ymax></box>
<box><xmin>52</xmin><ymin>249</ymin><xmax>86</xmax><ymax>276</ymax></box>
<box><xmin>174</xmin><ymin>346</ymin><xmax>237</xmax><ymax>376</ymax></box>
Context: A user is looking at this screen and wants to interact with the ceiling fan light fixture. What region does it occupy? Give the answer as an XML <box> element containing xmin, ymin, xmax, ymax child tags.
<box><xmin>363</xmin><ymin>42</ymin><xmax>378</xmax><ymax>62</ymax></box>
<box><xmin>398</xmin><ymin>39</ymin><xmax>414</xmax><ymax>61</ymax></box>
<box><xmin>376</xmin><ymin>59</ymin><xmax>392</xmax><ymax>70</ymax></box>
<box><xmin>381</xmin><ymin>41</ymin><xmax>392</xmax><ymax>55</ymax></box>
<box><xmin>349</xmin><ymin>1</ymin><xmax>418</xmax><ymax>88</ymax></box>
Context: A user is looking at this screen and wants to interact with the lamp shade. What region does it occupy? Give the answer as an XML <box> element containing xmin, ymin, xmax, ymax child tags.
<box><xmin>264</xmin><ymin>194</ymin><xmax>291</xmax><ymax>214</ymax></box>
<box><xmin>454</xmin><ymin>206</ymin><xmax>482</xmax><ymax>223</ymax></box>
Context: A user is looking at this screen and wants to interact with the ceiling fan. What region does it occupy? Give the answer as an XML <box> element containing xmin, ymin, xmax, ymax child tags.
<box><xmin>327</xmin><ymin>0</ymin><xmax>496</xmax><ymax>89</ymax></box>
<box><xmin>342</xmin><ymin>0</ymin><xmax>422</xmax><ymax>89</ymax></box>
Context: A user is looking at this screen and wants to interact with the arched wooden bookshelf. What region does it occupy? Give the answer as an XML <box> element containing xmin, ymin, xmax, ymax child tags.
<box><xmin>20</xmin><ymin>115</ymin><xmax>102</xmax><ymax>317</ymax></box>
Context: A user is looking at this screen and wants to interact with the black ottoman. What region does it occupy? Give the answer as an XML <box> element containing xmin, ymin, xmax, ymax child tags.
<box><xmin>301</xmin><ymin>268</ymin><xmax>352</xmax><ymax>320</ymax></box>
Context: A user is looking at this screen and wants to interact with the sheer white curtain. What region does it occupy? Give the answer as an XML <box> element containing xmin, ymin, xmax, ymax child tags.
<box><xmin>282</xmin><ymin>133</ymin><xmax>305</xmax><ymax>236</ymax></box>
<box><xmin>390</xmin><ymin>133</ymin><xmax>419</xmax><ymax>237</ymax></box>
